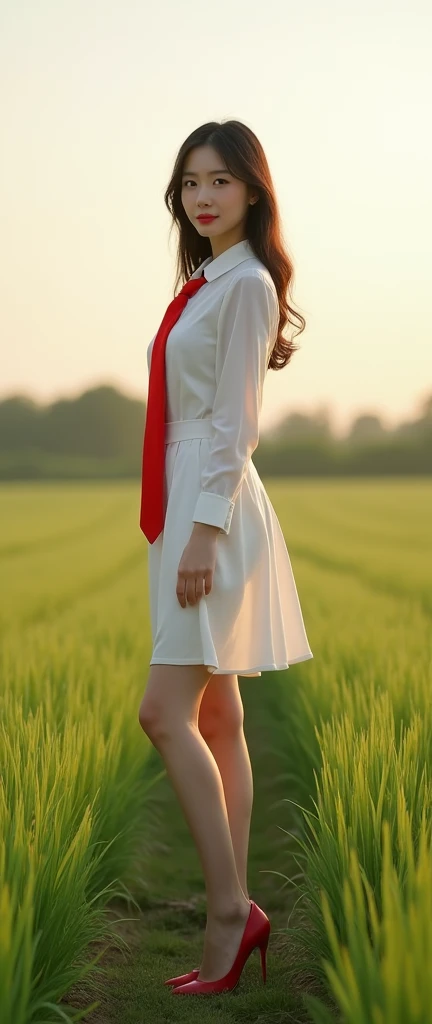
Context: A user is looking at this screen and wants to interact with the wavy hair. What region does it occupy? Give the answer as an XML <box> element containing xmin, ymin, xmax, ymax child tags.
<box><xmin>164</xmin><ymin>119</ymin><xmax>306</xmax><ymax>370</ymax></box>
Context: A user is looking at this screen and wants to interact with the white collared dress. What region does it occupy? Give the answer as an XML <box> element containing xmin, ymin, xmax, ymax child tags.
<box><xmin>145</xmin><ymin>238</ymin><xmax>313</xmax><ymax>677</ymax></box>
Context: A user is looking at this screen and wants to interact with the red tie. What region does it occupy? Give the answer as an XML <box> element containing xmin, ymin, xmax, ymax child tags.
<box><xmin>140</xmin><ymin>274</ymin><xmax>208</xmax><ymax>543</ymax></box>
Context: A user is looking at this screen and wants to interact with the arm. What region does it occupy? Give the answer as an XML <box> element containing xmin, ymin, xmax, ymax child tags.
<box><xmin>192</xmin><ymin>270</ymin><xmax>279</xmax><ymax>536</ymax></box>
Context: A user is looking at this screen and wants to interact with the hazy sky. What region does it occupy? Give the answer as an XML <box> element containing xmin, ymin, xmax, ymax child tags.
<box><xmin>1</xmin><ymin>0</ymin><xmax>431</xmax><ymax>436</ymax></box>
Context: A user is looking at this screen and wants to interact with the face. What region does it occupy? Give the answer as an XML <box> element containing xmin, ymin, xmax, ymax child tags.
<box><xmin>180</xmin><ymin>144</ymin><xmax>258</xmax><ymax>258</ymax></box>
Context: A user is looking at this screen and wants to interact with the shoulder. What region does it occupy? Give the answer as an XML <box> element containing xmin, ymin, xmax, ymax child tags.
<box><xmin>222</xmin><ymin>260</ymin><xmax>278</xmax><ymax>307</ymax></box>
<box><xmin>220</xmin><ymin>261</ymin><xmax>279</xmax><ymax>328</ymax></box>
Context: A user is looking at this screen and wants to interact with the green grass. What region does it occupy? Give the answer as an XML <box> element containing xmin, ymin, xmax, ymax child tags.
<box><xmin>1</xmin><ymin>478</ymin><xmax>431</xmax><ymax>1024</ymax></box>
<box><xmin>61</xmin><ymin>669</ymin><xmax>332</xmax><ymax>1024</ymax></box>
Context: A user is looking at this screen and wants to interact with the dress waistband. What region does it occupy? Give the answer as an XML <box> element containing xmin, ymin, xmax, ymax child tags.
<box><xmin>165</xmin><ymin>418</ymin><xmax>214</xmax><ymax>443</ymax></box>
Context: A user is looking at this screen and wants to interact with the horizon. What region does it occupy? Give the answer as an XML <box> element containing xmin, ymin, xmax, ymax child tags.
<box><xmin>2</xmin><ymin>378</ymin><xmax>430</xmax><ymax>442</ymax></box>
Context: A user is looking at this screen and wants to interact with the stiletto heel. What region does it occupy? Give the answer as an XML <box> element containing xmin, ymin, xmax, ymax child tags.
<box><xmin>259</xmin><ymin>934</ymin><xmax>270</xmax><ymax>983</ymax></box>
<box><xmin>171</xmin><ymin>901</ymin><xmax>271</xmax><ymax>996</ymax></box>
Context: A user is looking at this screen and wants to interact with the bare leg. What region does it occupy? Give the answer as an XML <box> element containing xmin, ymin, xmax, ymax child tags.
<box><xmin>139</xmin><ymin>664</ymin><xmax>251</xmax><ymax>980</ymax></box>
<box><xmin>198</xmin><ymin>673</ymin><xmax>253</xmax><ymax>902</ymax></box>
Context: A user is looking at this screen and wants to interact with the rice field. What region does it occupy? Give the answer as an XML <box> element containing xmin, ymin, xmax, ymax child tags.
<box><xmin>1</xmin><ymin>478</ymin><xmax>431</xmax><ymax>1024</ymax></box>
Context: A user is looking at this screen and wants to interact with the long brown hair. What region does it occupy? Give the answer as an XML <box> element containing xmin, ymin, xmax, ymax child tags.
<box><xmin>164</xmin><ymin>119</ymin><xmax>306</xmax><ymax>371</ymax></box>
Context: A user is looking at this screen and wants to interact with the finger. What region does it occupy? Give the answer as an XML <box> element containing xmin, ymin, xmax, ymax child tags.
<box><xmin>186</xmin><ymin>578</ymin><xmax>197</xmax><ymax>606</ymax></box>
<box><xmin>176</xmin><ymin>576</ymin><xmax>187</xmax><ymax>608</ymax></box>
<box><xmin>204</xmin><ymin>570</ymin><xmax>213</xmax><ymax>596</ymax></box>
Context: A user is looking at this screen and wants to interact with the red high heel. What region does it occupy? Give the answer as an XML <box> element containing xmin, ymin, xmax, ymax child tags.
<box><xmin>171</xmin><ymin>901</ymin><xmax>270</xmax><ymax>996</ymax></box>
<box><xmin>164</xmin><ymin>968</ymin><xmax>199</xmax><ymax>987</ymax></box>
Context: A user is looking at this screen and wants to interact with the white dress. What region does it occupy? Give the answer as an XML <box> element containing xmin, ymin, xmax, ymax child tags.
<box><xmin>146</xmin><ymin>238</ymin><xmax>314</xmax><ymax>677</ymax></box>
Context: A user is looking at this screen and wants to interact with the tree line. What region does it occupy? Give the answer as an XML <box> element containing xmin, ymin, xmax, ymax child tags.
<box><xmin>0</xmin><ymin>387</ymin><xmax>430</xmax><ymax>479</ymax></box>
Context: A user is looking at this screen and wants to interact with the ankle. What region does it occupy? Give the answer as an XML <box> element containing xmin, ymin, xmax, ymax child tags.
<box><xmin>209</xmin><ymin>896</ymin><xmax>250</xmax><ymax>923</ymax></box>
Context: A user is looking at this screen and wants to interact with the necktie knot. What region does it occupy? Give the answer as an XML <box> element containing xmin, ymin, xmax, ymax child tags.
<box><xmin>179</xmin><ymin>275</ymin><xmax>208</xmax><ymax>299</ymax></box>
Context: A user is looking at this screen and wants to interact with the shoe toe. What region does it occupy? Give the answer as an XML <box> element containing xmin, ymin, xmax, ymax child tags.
<box><xmin>164</xmin><ymin>969</ymin><xmax>199</xmax><ymax>986</ymax></box>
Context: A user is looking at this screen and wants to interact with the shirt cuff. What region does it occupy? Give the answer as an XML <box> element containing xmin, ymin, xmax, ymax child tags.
<box><xmin>192</xmin><ymin>491</ymin><xmax>235</xmax><ymax>535</ymax></box>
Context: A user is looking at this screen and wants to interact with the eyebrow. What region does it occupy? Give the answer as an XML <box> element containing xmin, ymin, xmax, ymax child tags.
<box><xmin>181</xmin><ymin>169</ymin><xmax>230</xmax><ymax>177</ymax></box>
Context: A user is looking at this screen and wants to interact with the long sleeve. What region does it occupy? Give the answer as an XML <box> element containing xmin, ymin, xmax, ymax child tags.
<box><xmin>192</xmin><ymin>270</ymin><xmax>279</xmax><ymax>535</ymax></box>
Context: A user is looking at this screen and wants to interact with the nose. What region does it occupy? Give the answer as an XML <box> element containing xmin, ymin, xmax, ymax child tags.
<box><xmin>195</xmin><ymin>185</ymin><xmax>214</xmax><ymax>203</ymax></box>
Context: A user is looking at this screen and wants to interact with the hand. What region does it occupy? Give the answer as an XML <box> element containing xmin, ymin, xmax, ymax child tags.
<box><xmin>176</xmin><ymin>523</ymin><xmax>219</xmax><ymax>608</ymax></box>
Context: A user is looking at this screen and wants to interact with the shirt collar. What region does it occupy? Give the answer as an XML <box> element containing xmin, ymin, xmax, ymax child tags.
<box><xmin>189</xmin><ymin>238</ymin><xmax>256</xmax><ymax>282</ymax></box>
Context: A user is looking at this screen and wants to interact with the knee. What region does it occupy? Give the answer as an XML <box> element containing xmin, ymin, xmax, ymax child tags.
<box><xmin>199</xmin><ymin>703</ymin><xmax>244</xmax><ymax>742</ymax></box>
<box><xmin>138</xmin><ymin>697</ymin><xmax>170</xmax><ymax>741</ymax></box>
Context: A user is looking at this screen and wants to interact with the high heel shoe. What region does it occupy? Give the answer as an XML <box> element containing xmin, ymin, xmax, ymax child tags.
<box><xmin>164</xmin><ymin>968</ymin><xmax>199</xmax><ymax>987</ymax></box>
<box><xmin>164</xmin><ymin>898</ymin><xmax>251</xmax><ymax>986</ymax></box>
<box><xmin>165</xmin><ymin>897</ymin><xmax>252</xmax><ymax>983</ymax></box>
<box><xmin>171</xmin><ymin>900</ymin><xmax>271</xmax><ymax>995</ymax></box>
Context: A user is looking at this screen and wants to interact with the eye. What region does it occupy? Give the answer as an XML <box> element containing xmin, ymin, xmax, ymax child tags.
<box><xmin>183</xmin><ymin>178</ymin><xmax>229</xmax><ymax>187</ymax></box>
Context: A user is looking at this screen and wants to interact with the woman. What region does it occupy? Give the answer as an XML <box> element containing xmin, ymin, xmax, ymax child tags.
<box><xmin>138</xmin><ymin>119</ymin><xmax>314</xmax><ymax>996</ymax></box>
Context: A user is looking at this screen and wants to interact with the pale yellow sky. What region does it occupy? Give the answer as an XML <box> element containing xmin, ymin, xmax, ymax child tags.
<box><xmin>1</xmin><ymin>0</ymin><xmax>431</xmax><ymax>437</ymax></box>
